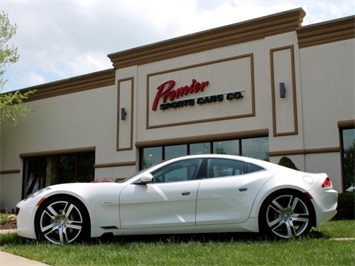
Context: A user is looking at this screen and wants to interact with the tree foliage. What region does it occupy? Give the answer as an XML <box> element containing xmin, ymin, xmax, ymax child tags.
<box><xmin>0</xmin><ymin>10</ymin><xmax>35</xmax><ymax>126</ymax></box>
<box><xmin>278</xmin><ymin>156</ymin><xmax>298</xmax><ymax>170</ymax></box>
<box><xmin>0</xmin><ymin>90</ymin><xmax>35</xmax><ymax>126</ymax></box>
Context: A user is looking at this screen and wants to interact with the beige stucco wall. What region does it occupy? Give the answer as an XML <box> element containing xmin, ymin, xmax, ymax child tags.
<box><xmin>297</xmin><ymin>38</ymin><xmax>355</xmax><ymax>192</ymax></box>
<box><xmin>131</xmin><ymin>33</ymin><xmax>299</xmax><ymax>145</ymax></box>
<box><xmin>0</xmin><ymin>21</ymin><xmax>353</xmax><ymax>209</ymax></box>
<box><xmin>300</xmin><ymin>39</ymin><xmax>354</xmax><ymax>149</ymax></box>
<box><xmin>0</xmin><ymin>84</ymin><xmax>118</xmax><ymax>208</ymax></box>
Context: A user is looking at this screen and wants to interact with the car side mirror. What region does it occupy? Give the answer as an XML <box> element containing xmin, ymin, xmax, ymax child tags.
<box><xmin>139</xmin><ymin>173</ymin><xmax>154</xmax><ymax>184</ymax></box>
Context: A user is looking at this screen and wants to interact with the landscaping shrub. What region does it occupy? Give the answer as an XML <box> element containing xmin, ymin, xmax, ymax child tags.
<box><xmin>334</xmin><ymin>192</ymin><xmax>355</xmax><ymax>220</ymax></box>
<box><xmin>278</xmin><ymin>156</ymin><xmax>298</xmax><ymax>170</ymax></box>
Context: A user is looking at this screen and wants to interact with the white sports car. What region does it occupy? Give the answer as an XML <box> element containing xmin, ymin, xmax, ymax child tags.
<box><xmin>16</xmin><ymin>154</ymin><xmax>338</xmax><ymax>244</ymax></box>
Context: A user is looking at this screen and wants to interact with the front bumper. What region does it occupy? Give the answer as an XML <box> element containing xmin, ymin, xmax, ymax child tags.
<box><xmin>16</xmin><ymin>201</ymin><xmax>38</xmax><ymax>240</ymax></box>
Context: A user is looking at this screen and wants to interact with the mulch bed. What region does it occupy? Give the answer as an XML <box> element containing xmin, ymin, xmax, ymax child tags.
<box><xmin>0</xmin><ymin>222</ymin><xmax>17</xmax><ymax>230</ymax></box>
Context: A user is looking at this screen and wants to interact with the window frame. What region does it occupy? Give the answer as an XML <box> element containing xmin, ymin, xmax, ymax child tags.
<box><xmin>140</xmin><ymin>137</ymin><xmax>269</xmax><ymax>170</ymax></box>
<box><xmin>340</xmin><ymin>127</ymin><xmax>355</xmax><ymax>191</ymax></box>
<box><xmin>151</xmin><ymin>158</ymin><xmax>203</xmax><ymax>183</ymax></box>
<box><xmin>22</xmin><ymin>151</ymin><xmax>95</xmax><ymax>198</ymax></box>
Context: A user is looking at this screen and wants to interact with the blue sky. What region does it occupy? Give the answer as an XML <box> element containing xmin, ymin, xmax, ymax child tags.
<box><xmin>0</xmin><ymin>0</ymin><xmax>354</xmax><ymax>92</ymax></box>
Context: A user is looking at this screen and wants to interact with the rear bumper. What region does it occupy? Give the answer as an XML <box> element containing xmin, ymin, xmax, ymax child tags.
<box><xmin>311</xmin><ymin>188</ymin><xmax>338</xmax><ymax>227</ymax></box>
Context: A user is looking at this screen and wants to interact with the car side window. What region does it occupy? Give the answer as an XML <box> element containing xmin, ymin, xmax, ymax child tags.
<box><xmin>208</xmin><ymin>158</ymin><xmax>246</xmax><ymax>178</ymax></box>
<box><xmin>246</xmin><ymin>163</ymin><xmax>265</xmax><ymax>173</ymax></box>
<box><xmin>151</xmin><ymin>159</ymin><xmax>202</xmax><ymax>183</ymax></box>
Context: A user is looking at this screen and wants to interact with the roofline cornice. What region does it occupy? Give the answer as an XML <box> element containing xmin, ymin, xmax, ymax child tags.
<box><xmin>5</xmin><ymin>8</ymin><xmax>353</xmax><ymax>102</ymax></box>
<box><xmin>108</xmin><ymin>8</ymin><xmax>306</xmax><ymax>69</ymax></box>
<box><xmin>18</xmin><ymin>69</ymin><xmax>115</xmax><ymax>101</ymax></box>
<box><xmin>297</xmin><ymin>15</ymin><xmax>355</xmax><ymax>48</ymax></box>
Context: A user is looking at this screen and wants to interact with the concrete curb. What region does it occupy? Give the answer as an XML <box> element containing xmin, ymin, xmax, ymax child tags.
<box><xmin>0</xmin><ymin>250</ymin><xmax>50</xmax><ymax>266</ymax></box>
<box><xmin>0</xmin><ymin>230</ymin><xmax>50</xmax><ymax>265</ymax></box>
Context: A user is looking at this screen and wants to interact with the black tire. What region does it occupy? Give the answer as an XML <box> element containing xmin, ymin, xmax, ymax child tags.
<box><xmin>35</xmin><ymin>196</ymin><xmax>90</xmax><ymax>244</ymax></box>
<box><xmin>259</xmin><ymin>190</ymin><xmax>314</xmax><ymax>239</ymax></box>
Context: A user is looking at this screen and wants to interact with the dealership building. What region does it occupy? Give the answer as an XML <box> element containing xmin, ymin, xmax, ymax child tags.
<box><xmin>1</xmin><ymin>8</ymin><xmax>354</xmax><ymax>209</ymax></box>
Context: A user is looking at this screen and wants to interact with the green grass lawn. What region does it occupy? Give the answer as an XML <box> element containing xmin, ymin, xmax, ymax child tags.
<box><xmin>1</xmin><ymin>220</ymin><xmax>354</xmax><ymax>266</ymax></box>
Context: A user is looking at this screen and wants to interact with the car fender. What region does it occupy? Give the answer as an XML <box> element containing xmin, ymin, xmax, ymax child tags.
<box><xmin>35</xmin><ymin>183</ymin><xmax>127</xmax><ymax>232</ymax></box>
<box><xmin>248</xmin><ymin>172</ymin><xmax>317</xmax><ymax>220</ymax></box>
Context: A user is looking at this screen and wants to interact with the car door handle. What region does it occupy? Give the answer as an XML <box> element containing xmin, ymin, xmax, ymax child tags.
<box><xmin>181</xmin><ymin>192</ymin><xmax>190</xmax><ymax>196</ymax></box>
<box><xmin>239</xmin><ymin>188</ymin><xmax>248</xmax><ymax>192</ymax></box>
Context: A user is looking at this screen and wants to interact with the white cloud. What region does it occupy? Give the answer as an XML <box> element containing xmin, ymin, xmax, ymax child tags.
<box><xmin>0</xmin><ymin>0</ymin><xmax>354</xmax><ymax>92</ymax></box>
<box><xmin>64</xmin><ymin>52</ymin><xmax>112</xmax><ymax>77</ymax></box>
<box><xmin>26</xmin><ymin>71</ymin><xmax>47</xmax><ymax>87</ymax></box>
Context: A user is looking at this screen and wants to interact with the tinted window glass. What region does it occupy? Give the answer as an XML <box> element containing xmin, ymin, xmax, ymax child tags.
<box><xmin>165</xmin><ymin>145</ymin><xmax>187</xmax><ymax>160</ymax></box>
<box><xmin>140</xmin><ymin>137</ymin><xmax>269</xmax><ymax>170</ymax></box>
<box><xmin>152</xmin><ymin>159</ymin><xmax>202</xmax><ymax>183</ymax></box>
<box><xmin>246</xmin><ymin>163</ymin><xmax>265</xmax><ymax>173</ymax></box>
<box><xmin>242</xmin><ymin>137</ymin><xmax>269</xmax><ymax>160</ymax></box>
<box><xmin>208</xmin><ymin>159</ymin><xmax>245</xmax><ymax>178</ymax></box>
<box><xmin>142</xmin><ymin>147</ymin><xmax>162</xmax><ymax>168</ymax></box>
<box><xmin>341</xmin><ymin>128</ymin><xmax>355</xmax><ymax>190</ymax></box>
<box><xmin>190</xmin><ymin>143</ymin><xmax>211</xmax><ymax>154</ymax></box>
<box><xmin>213</xmin><ymin>140</ymin><xmax>239</xmax><ymax>155</ymax></box>
<box><xmin>23</xmin><ymin>152</ymin><xmax>95</xmax><ymax>197</ymax></box>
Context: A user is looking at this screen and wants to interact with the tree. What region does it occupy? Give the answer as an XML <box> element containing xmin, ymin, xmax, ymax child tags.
<box><xmin>278</xmin><ymin>156</ymin><xmax>298</xmax><ymax>170</ymax></box>
<box><xmin>0</xmin><ymin>10</ymin><xmax>35</xmax><ymax>126</ymax></box>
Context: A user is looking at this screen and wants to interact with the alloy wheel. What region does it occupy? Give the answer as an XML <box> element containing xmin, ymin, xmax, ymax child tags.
<box><xmin>38</xmin><ymin>199</ymin><xmax>85</xmax><ymax>244</ymax></box>
<box><xmin>264</xmin><ymin>193</ymin><xmax>311</xmax><ymax>238</ymax></box>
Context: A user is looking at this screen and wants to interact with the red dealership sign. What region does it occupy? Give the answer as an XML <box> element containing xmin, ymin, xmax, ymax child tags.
<box><xmin>152</xmin><ymin>79</ymin><xmax>243</xmax><ymax>111</ymax></box>
<box><xmin>152</xmin><ymin>79</ymin><xmax>209</xmax><ymax>111</ymax></box>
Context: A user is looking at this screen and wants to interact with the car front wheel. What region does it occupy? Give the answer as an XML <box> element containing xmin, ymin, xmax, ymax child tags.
<box><xmin>260</xmin><ymin>191</ymin><xmax>314</xmax><ymax>239</ymax></box>
<box><xmin>35</xmin><ymin>196</ymin><xmax>89</xmax><ymax>244</ymax></box>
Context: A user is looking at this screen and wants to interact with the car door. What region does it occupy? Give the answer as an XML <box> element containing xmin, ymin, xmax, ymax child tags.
<box><xmin>119</xmin><ymin>158</ymin><xmax>203</xmax><ymax>229</ymax></box>
<box><xmin>196</xmin><ymin>158</ymin><xmax>273</xmax><ymax>225</ymax></box>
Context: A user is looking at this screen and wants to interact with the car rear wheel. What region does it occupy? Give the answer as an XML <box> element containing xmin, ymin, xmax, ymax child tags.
<box><xmin>35</xmin><ymin>196</ymin><xmax>89</xmax><ymax>244</ymax></box>
<box><xmin>260</xmin><ymin>191</ymin><xmax>313</xmax><ymax>239</ymax></box>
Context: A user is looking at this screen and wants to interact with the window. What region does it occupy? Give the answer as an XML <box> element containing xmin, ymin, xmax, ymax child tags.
<box><xmin>213</xmin><ymin>140</ymin><xmax>239</xmax><ymax>155</ymax></box>
<box><xmin>140</xmin><ymin>137</ymin><xmax>269</xmax><ymax>169</ymax></box>
<box><xmin>341</xmin><ymin>128</ymin><xmax>355</xmax><ymax>191</ymax></box>
<box><xmin>23</xmin><ymin>152</ymin><xmax>95</xmax><ymax>197</ymax></box>
<box><xmin>207</xmin><ymin>159</ymin><xmax>265</xmax><ymax>179</ymax></box>
<box><xmin>142</xmin><ymin>147</ymin><xmax>162</xmax><ymax>168</ymax></box>
<box><xmin>208</xmin><ymin>159</ymin><xmax>245</xmax><ymax>178</ymax></box>
<box><xmin>246</xmin><ymin>163</ymin><xmax>265</xmax><ymax>173</ymax></box>
<box><xmin>152</xmin><ymin>159</ymin><xmax>202</xmax><ymax>183</ymax></box>
<box><xmin>165</xmin><ymin>145</ymin><xmax>187</xmax><ymax>160</ymax></box>
<box><xmin>242</xmin><ymin>137</ymin><xmax>269</xmax><ymax>160</ymax></box>
<box><xmin>190</xmin><ymin>142</ymin><xmax>211</xmax><ymax>154</ymax></box>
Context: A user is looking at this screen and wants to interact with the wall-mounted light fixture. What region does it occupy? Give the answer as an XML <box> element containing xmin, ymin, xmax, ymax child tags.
<box><xmin>279</xmin><ymin>82</ymin><xmax>286</xmax><ymax>98</ymax></box>
<box><xmin>121</xmin><ymin>107</ymin><xmax>127</xmax><ymax>120</ymax></box>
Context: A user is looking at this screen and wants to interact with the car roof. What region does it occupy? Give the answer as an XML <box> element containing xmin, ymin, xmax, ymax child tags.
<box><xmin>164</xmin><ymin>154</ymin><xmax>270</xmax><ymax>167</ymax></box>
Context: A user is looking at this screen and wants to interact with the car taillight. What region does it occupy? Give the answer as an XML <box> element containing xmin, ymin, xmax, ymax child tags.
<box><xmin>321</xmin><ymin>177</ymin><xmax>332</xmax><ymax>188</ymax></box>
